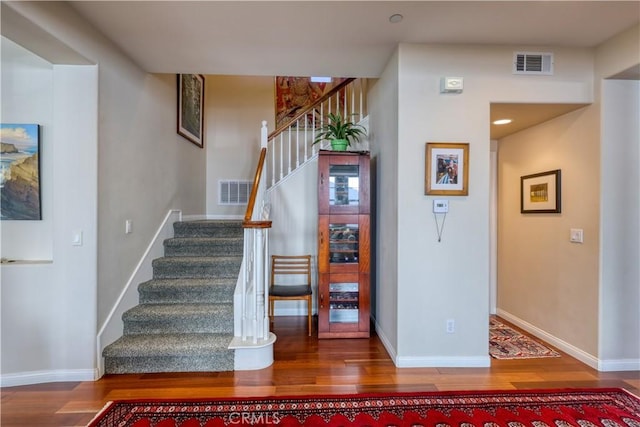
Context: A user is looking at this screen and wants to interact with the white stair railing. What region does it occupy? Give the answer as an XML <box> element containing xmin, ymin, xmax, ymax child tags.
<box><xmin>266</xmin><ymin>78</ymin><xmax>368</xmax><ymax>188</ymax></box>
<box><xmin>236</xmin><ymin>122</ymin><xmax>271</xmax><ymax>343</ymax></box>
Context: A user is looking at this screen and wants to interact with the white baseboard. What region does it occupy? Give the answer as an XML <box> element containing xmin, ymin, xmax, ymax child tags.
<box><xmin>1</xmin><ymin>369</ymin><xmax>97</xmax><ymax>388</ymax></box>
<box><xmin>496</xmin><ymin>309</ymin><xmax>601</xmax><ymax>370</ymax></box>
<box><xmin>396</xmin><ymin>355</ymin><xmax>491</xmax><ymax>368</ymax></box>
<box><xmin>373</xmin><ymin>319</ymin><xmax>490</xmax><ymax>368</ymax></box>
<box><xmin>598</xmin><ymin>358</ymin><xmax>640</xmax><ymax>372</ymax></box>
<box><xmin>96</xmin><ymin>209</ymin><xmax>182</xmax><ymax>378</ymax></box>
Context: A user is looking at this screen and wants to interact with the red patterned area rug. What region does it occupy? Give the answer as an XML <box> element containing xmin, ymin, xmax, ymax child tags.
<box><xmin>490</xmin><ymin>318</ymin><xmax>561</xmax><ymax>359</ymax></box>
<box><xmin>88</xmin><ymin>388</ymin><xmax>640</xmax><ymax>427</ymax></box>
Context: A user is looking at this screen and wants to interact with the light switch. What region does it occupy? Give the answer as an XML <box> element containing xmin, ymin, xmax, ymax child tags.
<box><xmin>72</xmin><ymin>231</ymin><xmax>83</xmax><ymax>246</ymax></box>
<box><xmin>125</xmin><ymin>219</ymin><xmax>133</xmax><ymax>234</ymax></box>
<box><xmin>570</xmin><ymin>228</ymin><xmax>584</xmax><ymax>243</ymax></box>
<box><xmin>433</xmin><ymin>199</ymin><xmax>449</xmax><ymax>213</ymax></box>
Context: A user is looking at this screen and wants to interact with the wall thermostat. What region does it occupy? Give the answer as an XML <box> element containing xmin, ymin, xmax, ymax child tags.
<box><xmin>440</xmin><ymin>77</ymin><xmax>464</xmax><ymax>93</ymax></box>
<box><xmin>433</xmin><ymin>199</ymin><xmax>449</xmax><ymax>213</ymax></box>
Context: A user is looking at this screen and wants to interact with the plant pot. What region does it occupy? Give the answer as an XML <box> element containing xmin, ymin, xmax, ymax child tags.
<box><xmin>330</xmin><ymin>139</ymin><xmax>348</xmax><ymax>151</ymax></box>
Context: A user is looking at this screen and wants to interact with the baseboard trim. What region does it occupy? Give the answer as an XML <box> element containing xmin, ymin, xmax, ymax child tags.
<box><xmin>96</xmin><ymin>209</ymin><xmax>182</xmax><ymax>378</ymax></box>
<box><xmin>374</xmin><ymin>319</ymin><xmax>398</xmax><ymax>365</ymax></box>
<box><xmin>496</xmin><ymin>309</ymin><xmax>600</xmax><ymax>370</ymax></box>
<box><xmin>396</xmin><ymin>355</ymin><xmax>491</xmax><ymax>368</ymax></box>
<box><xmin>373</xmin><ymin>319</ymin><xmax>489</xmax><ymax>368</ymax></box>
<box><xmin>598</xmin><ymin>358</ymin><xmax>640</xmax><ymax>372</ymax></box>
<box><xmin>1</xmin><ymin>369</ymin><xmax>97</xmax><ymax>388</ymax></box>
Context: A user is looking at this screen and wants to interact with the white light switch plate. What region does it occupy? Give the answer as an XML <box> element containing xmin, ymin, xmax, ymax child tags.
<box><xmin>570</xmin><ymin>228</ymin><xmax>584</xmax><ymax>243</ymax></box>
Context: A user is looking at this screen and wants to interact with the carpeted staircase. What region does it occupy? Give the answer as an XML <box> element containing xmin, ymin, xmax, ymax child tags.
<box><xmin>102</xmin><ymin>220</ymin><xmax>243</xmax><ymax>374</ymax></box>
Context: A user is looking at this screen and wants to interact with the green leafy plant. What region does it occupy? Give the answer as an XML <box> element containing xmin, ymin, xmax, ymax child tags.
<box><xmin>313</xmin><ymin>113</ymin><xmax>367</xmax><ymax>147</ymax></box>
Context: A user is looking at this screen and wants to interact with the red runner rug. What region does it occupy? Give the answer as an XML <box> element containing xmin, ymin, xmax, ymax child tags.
<box><xmin>88</xmin><ymin>388</ymin><xmax>640</xmax><ymax>427</ymax></box>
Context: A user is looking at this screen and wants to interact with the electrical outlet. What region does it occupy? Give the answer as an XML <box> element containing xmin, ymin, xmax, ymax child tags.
<box><xmin>446</xmin><ymin>319</ymin><xmax>455</xmax><ymax>334</ymax></box>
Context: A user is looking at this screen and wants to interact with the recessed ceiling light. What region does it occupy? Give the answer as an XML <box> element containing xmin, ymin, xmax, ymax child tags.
<box><xmin>389</xmin><ymin>14</ymin><xmax>403</xmax><ymax>23</ymax></box>
<box><xmin>493</xmin><ymin>119</ymin><xmax>512</xmax><ymax>125</ymax></box>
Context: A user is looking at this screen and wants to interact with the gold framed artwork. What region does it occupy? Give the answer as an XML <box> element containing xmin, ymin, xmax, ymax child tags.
<box><xmin>177</xmin><ymin>74</ymin><xmax>205</xmax><ymax>148</ymax></box>
<box><xmin>425</xmin><ymin>142</ymin><xmax>469</xmax><ymax>196</ymax></box>
<box><xmin>520</xmin><ymin>169</ymin><xmax>561</xmax><ymax>213</ymax></box>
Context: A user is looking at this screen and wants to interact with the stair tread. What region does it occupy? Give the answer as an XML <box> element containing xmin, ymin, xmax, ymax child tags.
<box><xmin>140</xmin><ymin>278</ymin><xmax>236</xmax><ymax>287</ymax></box>
<box><xmin>165</xmin><ymin>237</ymin><xmax>243</xmax><ymax>244</ymax></box>
<box><xmin>125</xmin><ymin>303</ymin><xmax>233</xmax><ymax>318</ymax></box>
<box><xmin>103</xmin><ymin>333</ymin><xmax>233</xmax><ymax>357</ymax></box>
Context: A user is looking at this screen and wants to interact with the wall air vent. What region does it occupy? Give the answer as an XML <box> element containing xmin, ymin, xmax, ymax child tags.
<box><xmin>218</xmin><ymin>180</ymin><xmax>252</xmax><ymax>205</ymax></box>
<box><xmin>513</xmin><ymin>52</ymin><xmax>554</xmax><ymax>75</ymax></box>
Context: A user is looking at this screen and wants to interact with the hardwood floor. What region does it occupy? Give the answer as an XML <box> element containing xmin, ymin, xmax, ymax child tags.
<box><xmin>2</xmin><ymin>316</ymin><xmax>638</xmax><ymax>426</ymax></box>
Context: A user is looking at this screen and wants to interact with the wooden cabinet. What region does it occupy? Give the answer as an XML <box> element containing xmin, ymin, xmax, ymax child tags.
<box><xmin>317</xmin><ymin>150</ymin><xmax>370</xmax><ymax>338</ymax></box>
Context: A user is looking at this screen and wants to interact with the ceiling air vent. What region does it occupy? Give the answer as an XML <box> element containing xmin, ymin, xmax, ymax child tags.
<box><xmin>219</xmin><ymin>180</ymin><xmax>252</xmax><ymax>205</ymax></box>
<box><xmin>513</xmin><ymin>52</ymin><xmax>554</xmax><ymax>75</ymax></box>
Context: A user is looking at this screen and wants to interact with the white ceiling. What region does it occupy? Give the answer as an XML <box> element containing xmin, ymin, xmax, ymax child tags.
<box><xmin>5</xmin><ymin>1</ymin><xmax>639</xmax><ymax>139</ymax></box>
<box><xmin>68</xmin><ymin>1</ymin><xmax>640</xmax><ymax>77</ymax></box>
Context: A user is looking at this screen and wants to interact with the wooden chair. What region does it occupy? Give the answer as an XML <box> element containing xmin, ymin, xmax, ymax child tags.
<box><xmin>268</xmin><ymin>255</ymin><xmax>313</xmax><ymax>336</ymax></box>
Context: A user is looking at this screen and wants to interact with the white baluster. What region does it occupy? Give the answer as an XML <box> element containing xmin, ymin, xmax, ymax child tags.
<box><xmin>295</xmin><ymin>119</ymin><xmax>300</xmax><ymax>168</ymax></box>
<box><xmin>288</xmin><ymin>127</ymin><xmax>292</xmax><ymax>174</ymax></box>
<box><xmin>279</xmin><ymin>133</ymin><xmax>284</xmax><ymax>181</ymax></box>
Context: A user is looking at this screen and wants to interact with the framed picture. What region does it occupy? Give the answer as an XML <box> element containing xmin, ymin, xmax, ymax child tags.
<box><xmin>274</xmin><ymin>77</ymin><xmax>346</xmax><ymax>128</ymax></box>
<box><xmin>425</xmin><ymin>142</ymin><xmax>469</xmax><ymax>195</ymax></box>
<box><xmin>521</xmin><ymin>169</ymin><xmax>561</xmax><ymax>213</ymax></box>
<box><xmin>177</xmin><ymin>74</ymin><xmax>204</xmax><ymax>148</ymax></box>
<box><xmin>1</xmin><ymin>123</ymin><xmax>41</xmax><ymax>220</ymax></box>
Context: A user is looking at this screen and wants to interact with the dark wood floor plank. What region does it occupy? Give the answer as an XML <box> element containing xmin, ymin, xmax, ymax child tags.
<box><xmin>1</xmin><ymin>316</ymin><xmax>638</xmax><ymax>427</ymax></box>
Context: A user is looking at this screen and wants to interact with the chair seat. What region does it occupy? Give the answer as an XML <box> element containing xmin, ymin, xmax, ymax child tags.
<box><xmin>270</xmin><ymin>285</ymin><xmax>312</xmax><ymax>297</ymax></box>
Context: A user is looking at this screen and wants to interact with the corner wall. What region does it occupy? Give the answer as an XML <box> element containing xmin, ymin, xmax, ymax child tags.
<box><xmin>395</xmin><ymin>43</ymin><xmax>593</xmax><ymax>366</ymax></box>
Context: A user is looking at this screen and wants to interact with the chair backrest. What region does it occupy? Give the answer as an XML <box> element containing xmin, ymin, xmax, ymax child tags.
<box><xmin>270</xmin><ymin>255</ymin><xmax>311</xmax><ymax>287</ymax></box>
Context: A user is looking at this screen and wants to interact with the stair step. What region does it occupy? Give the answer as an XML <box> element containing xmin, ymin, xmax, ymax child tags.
<box><xmin>103</xmin><ymin>333</ymin><xmax>234</xmax><ymax>373</ymax></box>
<box><xmin>123</xmin><ymin>303</ymin><xmax>233</xmax><ymax>334</ymax></box>
<box><xmin>152</xmin><ymin>256</ymin><xmax>242</xmax><ymax>279</ymax></box>
<box><xmin>139</xmin><ymin>278</ymin><xmax>235</xmax><ymax>304</ymax></box>
<box><xmin>163</xmin><ymin>237</ymin><xmax>243</xmax><ymax>257</ymax></box>
<box><xmin>173</xmin><ymin>220</ymin><xmax>243</xmax><ymax>238</ymax></box>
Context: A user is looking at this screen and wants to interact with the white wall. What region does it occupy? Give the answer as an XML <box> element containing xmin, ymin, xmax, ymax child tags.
<box><xmin>0</xmin><ymin>38</ymin><xmax>53</xmax><ymax>260</ymax></box>
<box><xmin>597</xmin><ymin>23</ymin><xmax>640</xmax><ymax>371</ymax></box>
<box><xmin>368</xmin><ymin>52</ymin><xmax>400</xmax><ymax>358</ymax></box>
<box><xmin>1</xmin><ymin>55</ymin><xmax>99</xmax><ymax>384</ymax></box>
<box><xmin>498</xmin><ymin>106</ymin><xmax>600</xmax><ymax>359</ymax></box>
<box><xmin>600</xmin><ymin>79</ymin><xmax>640</xmax><ymax>370</ymax></box>
<box><xmin>1</xmin><ymin>1</ymin><xmax>207</xmax><ymax>384</ymax></box>
<box><xmin>392</xmin><ymin>43</ymin><xmax>593</xmax><ymax>367</ymax></box>
<box><xmin>205</xmin><ymin>75</ymin><xmax>275</xmax><ymax>217</ymax></box>
<box><xmin>267</xmin><ymin>160</ymin><xmax>319</xmax><ymax>314</ymax></box>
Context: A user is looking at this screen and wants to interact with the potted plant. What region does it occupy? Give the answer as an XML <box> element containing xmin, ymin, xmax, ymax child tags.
<box><xmin>313</xmin><ymin>112</ymin><xmax>366</xmax><ymax>151</ymax></box>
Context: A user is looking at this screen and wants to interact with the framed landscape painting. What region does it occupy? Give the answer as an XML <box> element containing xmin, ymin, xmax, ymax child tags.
<box><xmin>521</xmin><ymin>169</ymin><xmax>561</xmax><ymax>213</ymax></box>
<box><xmin>0</xmin><ymin>123</ymin><xmax>41</xmax><ymax>220</ymax></box>
<box><xmin>425</xmin><ymin>142</ymin><xmax>469</xmax><ymax>196</ymax></box>
<box><xmin>177</xmin><ymin>74</ymin><xmax>205</xmax><ymax>148</ymax></box>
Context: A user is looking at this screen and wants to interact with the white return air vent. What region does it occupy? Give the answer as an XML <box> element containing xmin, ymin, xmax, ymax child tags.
<box><xmin>219</xmin><ymin>180</ymin><xmax>252</xmax><ymax>205</ymax></box>
<box><xmin>513</xmin><ymin>52</ymin><xmax>554</xmax><ymax>75</ymax></box>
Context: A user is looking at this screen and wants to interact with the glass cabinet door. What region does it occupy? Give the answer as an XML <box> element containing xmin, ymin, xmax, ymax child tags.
<box><xmin>329</xmin><ymin>282</ymin><xmax>359</xmax><ymax>323</ymax></box>
<box><xmin>329</xmin><ymin>223</ymin><xmax>359</xmax><ymax>264</ymax></box>
<box><xmin>329</xmin><ymin>164</ymin><xmax>359</xmax><ymax>208</ymax></box>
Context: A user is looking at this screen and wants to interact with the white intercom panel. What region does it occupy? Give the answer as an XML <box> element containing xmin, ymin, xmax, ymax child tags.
<box><xmin>433</xmin><ymin>199</ymin><xmax>449</xmax><ymax>213</ymax></box>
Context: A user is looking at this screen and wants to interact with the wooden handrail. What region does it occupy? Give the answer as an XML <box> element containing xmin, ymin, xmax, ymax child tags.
<box><xmin>243</xmin><ymin>147</ymin><xmax>271</xmax><ymax>228</ymax></box>
<box><xmin>268</xmin><ymin>77</ymin><xmax>356</xmax><ymax>139</ymax></box>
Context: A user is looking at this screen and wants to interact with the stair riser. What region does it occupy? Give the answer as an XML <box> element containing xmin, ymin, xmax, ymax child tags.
<box><xmin>139</xmin><ymin>286</ymin><xmax>234</xmax><ymax>304</ymax></box>
<box><xmin>152</xmin><ymin>260</ymin><xmax>241</xmax><ymax>279</ymax></box>
<box><xmin>124</xmin><ymin>316</ymin><xmax>233</xmax><ymax>335</ymax></box>
<box><xmin>173</xmin><ymin>222</ymin><xmax>243</xmax><ymax>238</ymax></box>
<box><xmin>105</xmin><ymin>353</ymin><xmax>234</xmax><ymax>374</ymax></box>
<box><xmin>164</xmin><ymin>241</ymin><xmax>243</xmax><ymax>257</ymax></box>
